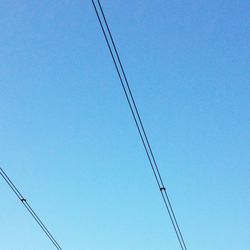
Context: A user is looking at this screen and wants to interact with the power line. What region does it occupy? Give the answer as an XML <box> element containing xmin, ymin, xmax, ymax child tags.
<box><xmin>91</xmin><ymin>1</ymin><xmax>187</xmax><ymax>249</ymax></box>
<box><xmin>0</xmin><ymin>167</ymin><xmax>63</xmax><ymax>250</ymax></box>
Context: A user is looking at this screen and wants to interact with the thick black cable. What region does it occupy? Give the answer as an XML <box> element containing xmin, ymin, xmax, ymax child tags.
<box><xmin>0</xmin><ymin>167</ymin><xmax>62</xmax><ymax>250</ymax></box>
<box><xmin>91</xmin><ymin>1</ymin><xmax>187</xmax><ymax>249</ymax></box>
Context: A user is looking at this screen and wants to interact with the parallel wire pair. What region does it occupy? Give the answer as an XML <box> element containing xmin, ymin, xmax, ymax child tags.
<box><xmin>0</xmin><ymin>167</ymin><xmax>62</xmax><ymax>250</ymax></box>
<box><xmin>91</xmin><ymin>1</ymin><xmax>187</xmax><ymax>249</ymax></box>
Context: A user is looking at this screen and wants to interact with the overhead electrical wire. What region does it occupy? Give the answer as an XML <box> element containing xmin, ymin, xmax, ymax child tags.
<box><xmin>0</xmin><ymin>167</ymin><xmax>62</xmax><ymax>250</ymax></box>
<box><xmin>91</xmin><ymin>1</ymin><xmax>187</xmax><ymax>249</ymax></box>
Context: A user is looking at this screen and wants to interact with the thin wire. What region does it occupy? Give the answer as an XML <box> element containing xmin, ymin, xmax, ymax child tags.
<box><xmin>95</xmin><ymin>2</ymin><xmax>187</xmax><ymax>248</ymax></box>
<box><xmin>91</xmin><ymin>1</ymin><xmax>187</xmax><ymax>249</ymax></box>
<box><xmin>0</xmin><ymin>167</ymin><xmax>63</xmax><ymax>250</ymax></box>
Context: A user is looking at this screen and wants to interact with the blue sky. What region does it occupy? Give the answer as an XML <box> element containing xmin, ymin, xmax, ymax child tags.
<box><xmin>0</xmin><ymin>0</ymin><xmax>250</xmax><ymax>249</ymax></box>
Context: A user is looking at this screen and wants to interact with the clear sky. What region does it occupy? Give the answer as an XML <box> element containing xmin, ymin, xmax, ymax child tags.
<box><xmin>1</xmin><ymin>1</ymin><xmax>250</xmax><ymax>249</ymax></box>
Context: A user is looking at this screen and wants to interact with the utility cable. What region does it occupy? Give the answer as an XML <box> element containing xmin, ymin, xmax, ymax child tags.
<box><xmin>0</xmin><ymin>167</ymin><xmax>62</xmax><ymax>250</ymax></box>
<box><xmin>91</xmin><ymin>1</ymin><xmax>187</xmax><ymax>249</ymax></box>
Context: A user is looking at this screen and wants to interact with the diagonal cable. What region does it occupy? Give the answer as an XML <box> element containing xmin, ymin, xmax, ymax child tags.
<box><xmin>0</xmin><ymin>167</ymin><xmax>63</xmax><ymax>250</ymax></box>
<box><xmin>91</xmin><ymin>1</ymin><xmax>187</xmax><ymax>249</ymax></box>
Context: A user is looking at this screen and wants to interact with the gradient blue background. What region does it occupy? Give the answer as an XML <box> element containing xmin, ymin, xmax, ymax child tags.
<box><xmin>1</xmin><ymin>1</ymin><xmax>250</xmax><ymax>249</ymax></box>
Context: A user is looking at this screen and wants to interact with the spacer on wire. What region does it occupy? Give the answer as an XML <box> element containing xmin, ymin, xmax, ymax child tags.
<box><xmin>160</xmin><ymin>187</ymin><xmax>166</xmax><ymax>192</ymax></box>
